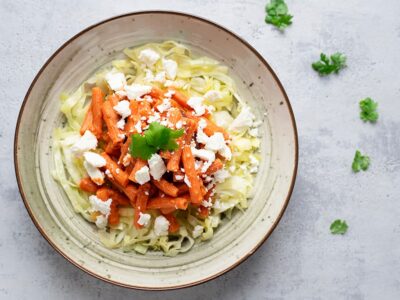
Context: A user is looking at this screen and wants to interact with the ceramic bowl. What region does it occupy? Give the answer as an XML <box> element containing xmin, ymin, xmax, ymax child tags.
<box><xmin>14</xmin><ymin>11</ymin><xmax>298</xmax><ymax>290</ymax></box>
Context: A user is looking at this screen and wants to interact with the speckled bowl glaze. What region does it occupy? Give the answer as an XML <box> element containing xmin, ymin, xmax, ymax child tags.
<box><xmin>14</xmin><ymin>11</ymin><xmax>298</xmax><ymax>290</ymax></box>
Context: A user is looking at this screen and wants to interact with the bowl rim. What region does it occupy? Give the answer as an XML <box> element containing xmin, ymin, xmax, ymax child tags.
<box><xmin>14</xmin><ymin>10</ymin><xmax>299</xmax><ymax>291</ymax></box>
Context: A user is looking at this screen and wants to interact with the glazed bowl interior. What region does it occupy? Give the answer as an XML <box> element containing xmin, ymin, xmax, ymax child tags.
<box><xmin>15</xmin><ymin>11</ymin><xmax>297</xmax><ymax>289</ymax></box>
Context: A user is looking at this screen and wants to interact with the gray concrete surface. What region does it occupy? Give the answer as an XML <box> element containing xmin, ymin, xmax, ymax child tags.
<box><xmin>1</xmin><ymin>0</ymin><xmax>400</xmax><ymax>299</ymax></box>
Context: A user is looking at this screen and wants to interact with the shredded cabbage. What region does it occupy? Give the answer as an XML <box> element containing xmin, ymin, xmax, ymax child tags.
<box><xmin>52</xmin><ymin>41</ymin><xmax>261</xmax><ymax>256</ymax></box>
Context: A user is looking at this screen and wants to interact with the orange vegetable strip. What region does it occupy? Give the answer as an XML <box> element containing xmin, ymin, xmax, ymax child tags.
<box><xmin>79</xmin><ymin>177</ymin><xmax>99</xmax><ymax>194</ymax></box>
<box><xmin>182</xmin><ymin>146</ymin><xmax>203</xmax><ymax>204</ymax></box>
<box><xmin>101</xmin><ymin>96</ymin><xmax>123</xmax><ymax>144</ymax></box>
<box><xmin>204</xmin><ymin>118</ymin><xmax>229</xmax><ymax>140</ymax></box>
<box><xmin>147</xmin><ymin>196</ymin><xmax>189</xmax><ymax>210</ymax></box>
<box><xmin>96</xmin><ymin>187</ymin><xmax>130</xmax><ymax>206</ymax></box>
<box><xmin>101</xmin><ymin>153</ymin><xmax>129</xmax><ymax>187</ymax></box>
<box><xmin>118</xmin><ymin>136</ymin><xmax>131</xmax><ymax>165</ymax></box>
<box><xmin>160</xmin><ymin>207</ymin><xmax>176</xmax><ymax>215</ymax></box>
<box><xmin>159</xmin><ymin>150</ymin><xmax>172</xmax><ymax>160</ymax></box>
<box><xmin>108</xmin><ymin>202</ymin><xmax>120</xmax><ymax>225</ymax></box>
<box><xmin>168</xmin><ymin>108</ymin><xmax>182</xmax><ymax>127</ymax></box>
<box><xmin>176</xmin><ymin>183</ymin><xmax>189</xmax><ymax>195</ymax></box>
<box><xmin>184</xmin><ymin>118</ymin><xmax>198</xmax><ymax>144</ymax></box>
<box><xmin>198</xmin><ymin>206</ymin><xmax>209</xmax><ymax>219</ymax></box>
<box><xmin>166</xmin><ymin>138</ymin><xmax>183</xmax><ymax>172</ymax></box>
<box><xmin>128</xmin><ymin>159</ymin><xmax>147</xmax><ymax>182</ymax></box>
<box><xmin>171</xmin><ymin>89</ymin><xmax>190</xmax><ymax>108</ymax></box>
<box><xmin>105</xmin><ymin>140</ymin><xmax>120</xmax><ymax>156</ymax></box>
<box><xmin>134</xmin><ymin>183</ymin><xmax>150</xmax><ymax>229</ymax></box>
<box><xmin>164</xmin><ymin>214</ymin><xmax>180</xmax><ymax>233</ymax></box>
<box><xmin>80</xmin><ymin>108</ymin><xmax>93</xmax><ymax>135</ymax></box>
<box><xmin>138</xmin><ymin>101</ymin><xmax>152</xmax><ymax>117</ymax></box>
<box><xmin>123</xmin><ymin>184</ymin><xmax>138</xmax><ymax>206</ymax></box>
<box><xmin>152</xmin><ymin>179</ymin><xmax>179</xmax><ymax>197</ymax></box>
<box><xmin>90</xmin><ymin>87</ymin><xmax>104</xmax><ymax>138</ymax></box>
<box><xmin>125</xmin><ymin>101</ymin><xmax>140</xmax><ymax>133</ymax></box>
<box><xmin>149</xmin><ymin>87</ymin><xmax>164</xmax><ymax>100</ymax></box>
<box><xmin>205</xmin><ymin>159</ymin><xmax>224</xmax><ymax>175</ymax></box>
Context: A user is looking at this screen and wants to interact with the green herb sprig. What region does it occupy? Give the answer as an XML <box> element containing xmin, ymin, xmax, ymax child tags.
<box><xmin>330</xmin><ymin>220</ymin><xmax>348</xmax><ymax>234</ymax></box>
<box><xmin>129</xmin><ymin>122</ymin><xmax>184</xmax><ymax>160</ymax></box>
<box><xmin>312</xmin><ymin>53</ymin><xmax>347</xmax><ymax>76</ymax></box>
<box><xmin>352</xmin><ymin>150</ymin><xmax>370</xmax><ymax>172</ymax></box>
<box><xmin>265</xmin><ymin>0</ymin><xmax>293</xmax><ymax>30</ymax></box>
<box><xmin>359</xmin><ymin>97</ymin><xmax>378</xmax><ymax>122</ymax></box>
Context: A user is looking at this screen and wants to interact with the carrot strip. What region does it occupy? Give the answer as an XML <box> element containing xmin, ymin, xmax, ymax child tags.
<box><xmin>90</xmin><ymin>87</ymin><xmax>104</xmax><ymax>138</ymax></box>
<box><xmin>123</xmin><ymin>184</ymin><xmax>138</xmax><ymax>206</ymax></box>
<box><xmin>149</xmin><ymin>87</ymin><xmax>164</xmax><ymax>100</ymax></box>
<box><xmin>164</xmin><ymin>214</ymin><xmax>180</xmax><ymax>233</ymax></box>
<box><xmin>125</xmin><ymin>101</ymin><xmax>140</xmax><ymax>134</ymax></box>
<box><xmin>159</xmin><ymin>150</ymin><xmax>172</xmax><ymax>160</ymax></box>
<box><xmin>176</xmin><ymin>183</ymin><xmax>189</xmax><ymax>195</ymax></box>
<box><xmin>118</xmin><ymin>136</ymin><xmax>131</xmax><ymax>165</ymax></box>
<box><xmin>160</xmin><ymin>207</ymin><xmax>176</xmax><ymax>215</ymax></box>
<box><xmin>79</xmin><ymin>177</ymin><xmax>99</xmax><ymax>193</ymax></box>
<box><xmin>102</xmin><ymin>95</ymin><xmax>123</xmax><ymax>144</ymax></box>
<box><xmin>108</xmin><ymin>201</ymin><xmax>120</xmax><ymax>225</ymax></box>
<box><xmin>147</xmin><ymin>196</ymin><xmax>189</xmax><ymax>210</ymax></box>
<box><xmin>134</xmin><ymin>183</ymin><xmax>150</xmax><ymax>229</ymax></box>
<box><xmin>168</xmin><ymin>108</ymin><xmax>182</xmax><ymax>127</ymax></box>
<box><xmin>152</xmin><ymin>179</ymin><xmax>179</xmax><ymax>197</ymax></box>
<box><xmin>171</xmin><ymin>89</ymin><xmax>190</xmax><ymax>108</ymax></box>
<box><xmin>101</xmin><ymin>153</ymin><xmax>129</xmax><ymax>187</ymax></box>
<box><xmin>182</xmin><ymin>146</ymin><xmax>203</xmax><ymax>204</ymax></box>
<box><xmin>138</xmin><ymin>101</ymin><xmax>152</xmax><ymax>117</ymax></box>
<box><xmin>96</xmin><ymin>187</ymin><xmax>130</xmax><ymax>206</ymax></box>
<box><xmin>198</xmin><ymin>206</ymin><xmax>209</xmax><ymax>219</ymax></box>
<box><xmin>204</xmin><ymin>118</ymin><xmax>229</xmax><ymax>140</ymax></box>
<box><xmin>128</xmin><ymin>159</ymin><xmax>147</xmax><ymax>182</ymax></box>
<box><xmin>80</xmin><ymin>108</ymin><xmax>93</xmax><ymax>136</ymax></box>
<box><xmin>166</xmin><ymin>138</ymin><xmax>183</xmax><ymax>172</ymax></box>
<box><xmin>105</xmin><ymin>140</ymin><xmax>121</xmax><ymax>156</ymax></box>
<box><xmin>184</xmin><ymin>118</ymin><xmax>198</xmax><ymax>144</ymax></box>
<box><xmin>205</xmin><ymin>158</ymin><xmax>224</xmax><ymax>175</ymax></box>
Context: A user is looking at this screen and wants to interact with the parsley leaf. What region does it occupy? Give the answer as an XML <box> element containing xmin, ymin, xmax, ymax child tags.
<box><xmin>359</xmin><ymin>97</ymin><xmax>378</xmax><ymax>122</ymax></box>
<box><xmin>330</xmin><ymin>219</ymin><xmax>348</xmax><ymax>235</ymax></box>
<box><xmin>129</xmin><ymin>122</ymin><xmax>184</xmax><ymax>160</ymax></box>
<box><xmin>265</xmin><ymin>0</ymin><xmax>293</xmax><ymax>30</ymax></box>
<box><xmin>352</xmin><ymin>150</ymin><xmax>370</xmax><ymax>172</ymax></box>
<box><xmin>312</xmin><ymin>52</ymin><xmax>347</xmax><ymax>76</ymax></box>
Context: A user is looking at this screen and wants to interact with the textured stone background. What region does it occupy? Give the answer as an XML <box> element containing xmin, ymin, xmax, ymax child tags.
<box><xmin>1</xmin><ymin>0</ymin><xmax>400</xmax><ymax>299</ymax></box>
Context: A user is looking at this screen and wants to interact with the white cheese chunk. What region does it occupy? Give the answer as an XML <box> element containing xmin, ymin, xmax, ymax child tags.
<box><xmin>157</xmin><ymin>98</ymin><xmax>171</xmax><ymax>113</ymax></box>
<box><xmin>105</xmin><ymin>69</ymin><xmax>126</xmax><ymax>91</ymax></box>
<box><xmin>88</xmin><ymin>195</ymin><xmax>112</xmax><ymax>216</ymax></box>
<box><xmin>212</xmin><ymin>111</ymin><xmax>234</xmax><ymax>129</ymax></box>
<box><xmin>138</xmin><ymin>49</ymin><xmax>160</xmax><ymax>67</ymax></box>
<box><xmin>134</xmin><ymin>121</ymin><xmax>142</xmax><ymax>133</ymax></box>
<box><xmin>184</xmin><ymin>175</ymin><xmax>192</xmax><ymax>188</ymax></box>
<box><xmin>187</xmin><ymin>97</ymin><xmax>206</xmax><ymax>116</ymax></box>
<box><xmin>94</xmin><ymin>215</ymin><xmax>108</xmax><ymax>229</ymax></box>
<box><xmin>71</xmin><ymin>130</ymin><xmax>98</xmax><ymax>155</ymax></box>
<box><xmin>191</xmin><ymin>147</ymin><xmax>215</xmax><ymax>172</ymax></box>
<box><xmin>154</xmin><ymin>215</ymin><xmax>170</xmax><ymax>236</ymax></box>
<box><xmin>113</xmin><ymin>100</ymin><xmax>131</xmax><ymax>119</ymax></box>
<box><xmin>162</xmin><ymin>59</ymin><xmax>178</xmax><ymax>80</ymax></box>
<box><xmin>83</xmin><ymin>152</ymin><xmax>106</xmax><ymax>168</ymax></box>
<box><xmin>192</xmin><ymin>225</ymin><xmax>204</xmax><ymax>238</ymax></box>
<box><xmin>148</xmin><ymin>154</ymin><xmax>167</xmax><ymax>180</ymax></box>
<box><xmin>229</xmin><ymin>106</ymin><xmax>255</xmax><ymax>131</ymax></box>
<box><xmin>204</xmin><ymin>132</ymin><xmax>226</xmax><ymax>152</ymax></box>
<box><xmin>116</xmin><ymin>118</ymin><xmax>125</xmax><ymax>130</ymax></box>
<box><xmin>83</xmin><ymin>161</ymin><xmax>104</xmax><ymax>185</ymax></box>
<box><xmin>204</xmin><ymin>90</ymin><xmax>222</xmax><ymax>101</ymax></box>
<box><xmin>135</xmin><ymin>166</ymin><xmax>150</xmax><ymax>185</ymax></box>
<box><xmin>125</xmin><ymin>84</ymin><xmax>152</xmax><ymax>100</ymax></box>
<box><xmin>154</xmin><ymin>71</ymin><xmax>166</xmax><ymax>83</ymax></box>
<box><xmin>137</xmin><ymin>213</ymin><xmax>151</xmax><ymax>227</ymax></box>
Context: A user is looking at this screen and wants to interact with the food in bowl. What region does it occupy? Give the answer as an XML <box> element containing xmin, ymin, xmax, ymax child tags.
<box><xmin>52</xmin><ymin>41</ymin><xmax>261</xmax><ymax>256</ymax></box>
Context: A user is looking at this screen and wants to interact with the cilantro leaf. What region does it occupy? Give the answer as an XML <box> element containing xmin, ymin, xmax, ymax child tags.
<box><xmin>265</xmin><ymin>0</ymin><xmax>293</xmax><ymax>30</ymax></box>
<box><xmin>129</xmin><ymin>122</ymin><xmax>184</xmax><ymax>160</ymax></box>
<box><xmin>129</xmin><ymin>134</ymin><xmax>157</xmax><ymax>160</ymax></box>
<box><xmin>312</xmin><ymin>52</ymin><xmax>347</xmax><ymax>76</ymax></box>
<box><xmin>352</xmin><ymin>150</ymin><xmax>370</xmax><ymax>172</ymax></box>
<box><xmin>330</xmin><ymin>219</ymin><xmax>348</xmax><ymax>234</ymax></box>
<box><xmin>359</xmin><ymin>97</ymin><xmax>378</xmax><ymax>122</ymax></box>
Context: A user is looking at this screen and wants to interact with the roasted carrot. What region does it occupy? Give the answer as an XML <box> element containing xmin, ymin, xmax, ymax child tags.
<box><xmin>152</xmin><ymin>179</ymin><xmax>179</xmax><ymax>197</ymax></box>
<box><xmin>108</xmin><ymin>201</ymin><xmax>120</xmax><ymax>225</ymax></box>
<box><xmin>80</xmin><ymin>108</ymin><xmax>93</xmax><ymax>135</ymax></box>
<box><xmin>149</xmin><ymin>86</ymin><xmax>164</xmax><ymax>99</ymax></box>
<box><xmin>138</xmin><ymin>101</ymin><xmax>152</xmax><ymax>117</ymax></box>
<box><xmin>134</xmin><ymin>183</ymin><xmax>150</xmax><ymax>229</ymax></box>
<box><xmin>125</xmin><ymin>101</ymin><xmax>140</xmax><ymax>133</ymax></box>
<box><xmin>166</xmin><ymin>138</ymin><xmax>183</xmax><ymax>172</ymax></box>
<box><xmin>204</xmin><ymin>118</ymin><xmax>229</xmax><ymax>140</ymax></box>
<box><xmin>182</xmin><ymin>146</ymin><xmax>203</xmax><ymax>204</ymax></box>
<box><xmin>205</xmin><ymin>158</ymin><xmax>224</xmax><ymax>175</ymax></box>
<box><xmin>184</xmin><ymin>118</ymin><xmax>198</xmax><ymax>144</ymax></box>
<box><xmin>96</xmin><ymin>187</ymin><xmax>130</xmax><ymax>206</ymax></box>
<box><xmin>91</xmin><ymin>87</ymin><xmax>104</xmax><ymax>138</ymax></box>
<box><xmin>176</xmin><ymin>183</ymin><xmax>189</xmax><ymax>196</ymax></box>
<box><xmin>168</xmin><ymin>108</ymin><xmax>183</xmax><ymax>127</ymax></box>
<box><xmin>164</xmin><ymin>214</ymin><xmax>180</xmax><ymax>233</ymax></box>
<box><xmin>171</xmin><ymin>89</ymin><xmax>190</xmax><ymax>108</ymax></box>
<box><xmin>128</xmin><ymin>159</ymin><xmax>147</xmax><ymax>182</ymax></box>
<box><xmin>79</xmin><ymin>177</ymin><xmax>99</xmax><ymax>193</ymax></box>
<box><xmin>159</xmin><ymin>150</ymin><xmax>172</xmax><ymax>160</ymax></box>
<box><xmin>123</xmin><ymin>184</ymin><xmax>138</xmax><ymax>206</ymax></box>
<box><xmin>102</xmin><ymin>95</ymin><xmax>123</xmax><ymax>144</ymax></box>
<box><xmin>105</xmin><ymin>140</ymin><xmax>121</xmax><ymax>156</ymax></box>
<box><xmin>101</xmin><ymin>152</ymin><xmax>129</xmax><ymax>187</ymax></box>
<box><xmin>147</xmin><ymin>196</ymin><xmax>189</xmax><ymax>210</ymax></box>
<box><xmin>118</xmin><ymin>137</ymin><xmax>131</xmax><ymax>166</ymax></box>
<box><xmin>160</xmin><ymin>207</ymin><xmax>176</xmax><ymax>215</ymax></box>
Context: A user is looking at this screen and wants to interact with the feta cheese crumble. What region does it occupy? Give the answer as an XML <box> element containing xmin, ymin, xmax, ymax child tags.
<box><xmin>137</xmin><ymin>213</ymin><xmax>151</xmax><ymax>227</ymax></box>
<box><xmin>162</xmin><ymin>59</ymin><xmax>178</xmax><ymax>80</ymax></box>
<box><xmin>71</xmin><ymin>130</ymin><xmax>98</xmax><ymax>155</ymax></box>
<box><xmin>154</xmin><ymin>216</ymin><xmax>170</xmax><ymax>236</ymax></box>
<box><xmin>187</xmin><ymin>97</ymin><xmax>206</xmax><ymax>116</ymax></box>
<box><xmin>148</xmin><ymin>154</ymin><xmax>167</xmax><ymax>180</ymax></box>
<box><xmin>105</xmin><ymin>69</ymin><xmax>126</xmax><ymax>91</ymax></box>
<box><xmin>83</xmin><ymin>152</ymin><xmax>106</xmax><ymax>168</ymax></box>
<box><xmin>229</xmin><ymin>106</ymin><xmax>255</xmax><ymax>131</ymax></box>
<box><xmin>138</xmin><ymin>49</ymin><xmax>160</xmax><ymax>67</ymax></box>
<box><xmin>113</xmin><ymin>100</ymin><xmax>131</xmax><ymax>119</ymax></box>
<box><xmin>125</xmin><ymin>84</ymin><xmax>152</xmax><ymax>100</ymax></box>
<box><xmin>192</xmin><ymin>225</ymin><xmax>204</xmax><ymax>238</ymax></box>
<box><xmin>135</xmin><ymin>166</ymin><xmax>150</xmax><ymax>185</ymax></box>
